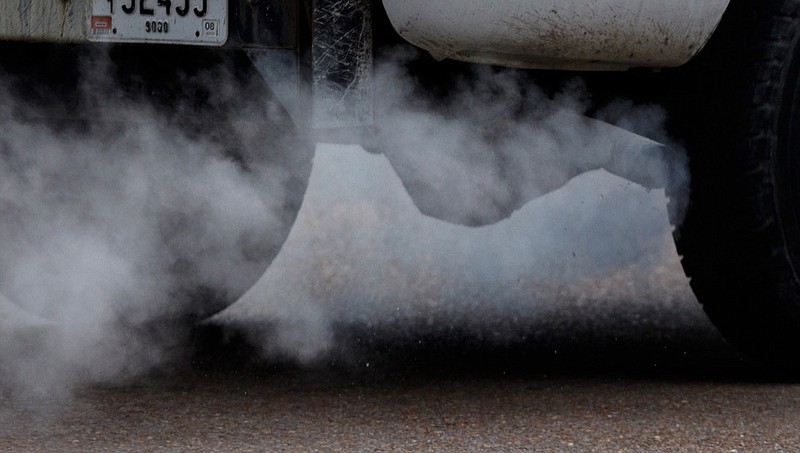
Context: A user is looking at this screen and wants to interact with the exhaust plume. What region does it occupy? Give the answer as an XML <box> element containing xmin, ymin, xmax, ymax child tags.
<box><xmin>0</xmin><ymin>47</ymin><xmax>299</xmax><ymax>398</ymax></box>
<box><xmin>0</xmin><ymin>44</ymin><xmax>693</xmax><ymax>395</ymax></box>
<box><xmin>368</xmin><ymin>49</ymin><xmax>688</xmax><ymax>226</ymax></box>
<box><xmin>218</xmin><ymin>49</ymin><xmax>693</xmax><ymax>364</ymax></box>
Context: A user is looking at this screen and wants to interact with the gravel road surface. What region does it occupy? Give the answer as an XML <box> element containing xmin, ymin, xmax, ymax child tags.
<box><xmin>0</xmin><ymin>295</ymin><xmax>793</xmax><ymax>453</ymax></box>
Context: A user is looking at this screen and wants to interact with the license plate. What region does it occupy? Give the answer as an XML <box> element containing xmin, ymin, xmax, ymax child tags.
<box><xmin>89</xmin><ymin>0</ymin><xmax>227</xmax><ymax>46</ymax></box>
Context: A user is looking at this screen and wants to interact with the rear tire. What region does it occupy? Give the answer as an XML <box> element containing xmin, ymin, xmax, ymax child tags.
<box><xmin>675</xmin><ymin>0</ymin><xmax>800</xmax><ymax>371</ymax></box>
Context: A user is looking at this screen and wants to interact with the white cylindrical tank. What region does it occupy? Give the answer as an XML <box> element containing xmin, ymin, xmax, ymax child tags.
<box><xmin>381</xmin><ymin>0</ymin><xmax>730</xmax><ymax>70</ymax></box>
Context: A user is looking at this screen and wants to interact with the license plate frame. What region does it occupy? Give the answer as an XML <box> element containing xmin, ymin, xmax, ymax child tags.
<box><xmin>88</xmin><ymin>0</ymin><xmax>228</xmax><ymax>46</ymax></box>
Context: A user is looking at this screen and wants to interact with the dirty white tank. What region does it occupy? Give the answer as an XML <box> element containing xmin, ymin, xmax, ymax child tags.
<box><xmin>381</xmin><ymin>0</ymin><xmax>731</xmax><ymax>70</ymax></box>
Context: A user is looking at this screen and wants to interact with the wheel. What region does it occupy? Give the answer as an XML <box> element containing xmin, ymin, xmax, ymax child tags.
<box><xmin>674</xmin><ymin>0</ymin><xmax>800</xmax><ymax>371</ymax></box>
<box><xmin>0</xmin><ymin>42</ymin><xmax>312</xmax><ymax>324</ymax></box>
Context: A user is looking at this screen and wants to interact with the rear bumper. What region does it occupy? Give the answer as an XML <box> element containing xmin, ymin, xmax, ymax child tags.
<box><xmin>381</xmin><ymin>0</ymin><xmax>731</xmax><ymax>70</ymax></box>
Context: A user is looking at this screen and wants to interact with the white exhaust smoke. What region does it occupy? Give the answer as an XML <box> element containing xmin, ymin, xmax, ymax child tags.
<box><xmin>369</xmin><ymin>50</ymin><xmax>688</xmax><ymax>226</ymax></box>
<box><xmin>0</xmin><ymin>48</ymin><xmax>298</xmax><ymax>398</ymax></box>
<box><xmin>0</xmin><ymin>44</ymin><xmax>692</xmax><ymax>397</ymax></box>
<box><xmin>217</xmin><ymin>144</ymin><xmax>692</xmax><ymax>364</ymax></box>
<box><xmin>218</xmin><ymin>48</ymin><xmax>692</xmax><ymax>364</ymax></box>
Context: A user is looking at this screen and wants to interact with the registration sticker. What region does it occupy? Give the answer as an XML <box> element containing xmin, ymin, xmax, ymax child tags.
<box><xmin>88</xmin><ymin>0</ymin><xmax>227</xmax><ymax>46</ymax></box>
<box><xmin>91</xmin><ymin>16</ymin><xmax>113</xmax><ymax>35</ymax></box>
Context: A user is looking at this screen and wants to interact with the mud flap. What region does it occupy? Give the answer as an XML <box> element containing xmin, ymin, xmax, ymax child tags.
<box><xmin>247</xmin><ymin>0</ymin><xmax>373</xmax><ymax>133</ymax></box>
<box><xmin>311</xmin><ymin>0</ymin><xmax>373</xmax><ymax>129</ymax></box>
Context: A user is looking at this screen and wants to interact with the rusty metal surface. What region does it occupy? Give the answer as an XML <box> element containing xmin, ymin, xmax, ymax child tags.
<box><xmin>381</xmin><ymin>0</ymin><xmax>731</xmax><ymax>70</ymax></box>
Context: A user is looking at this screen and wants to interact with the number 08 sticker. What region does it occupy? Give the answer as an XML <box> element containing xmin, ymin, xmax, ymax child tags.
<box><xmin>89</xmin><ymin>0</ymin><xmax>227</xmax><ymax>46</ymax></box>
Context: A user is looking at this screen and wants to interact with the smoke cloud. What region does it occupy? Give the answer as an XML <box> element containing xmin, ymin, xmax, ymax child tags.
<box><xmin>218</xmin><ymin>145</ymin><xmax>689</xmax><ymax>361</ymax></box>
<box><xmin>367</xmin><ymin>49</ymin><xmax>688</xmax><ymax>226</ymax></box>
<box><xmin>0</xmin><ymin>43</ymin><xmax>692</xmax><ymax>397</ymax></box>
<box><xmin>217</xmin><ymin>48</ymin><xmax>693</xmax><ymax>365</ymax></box>
<box><xmin>0</xmin><ymin>47</ymin><xmax>305</xmax><ymax>398</ymax></box>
